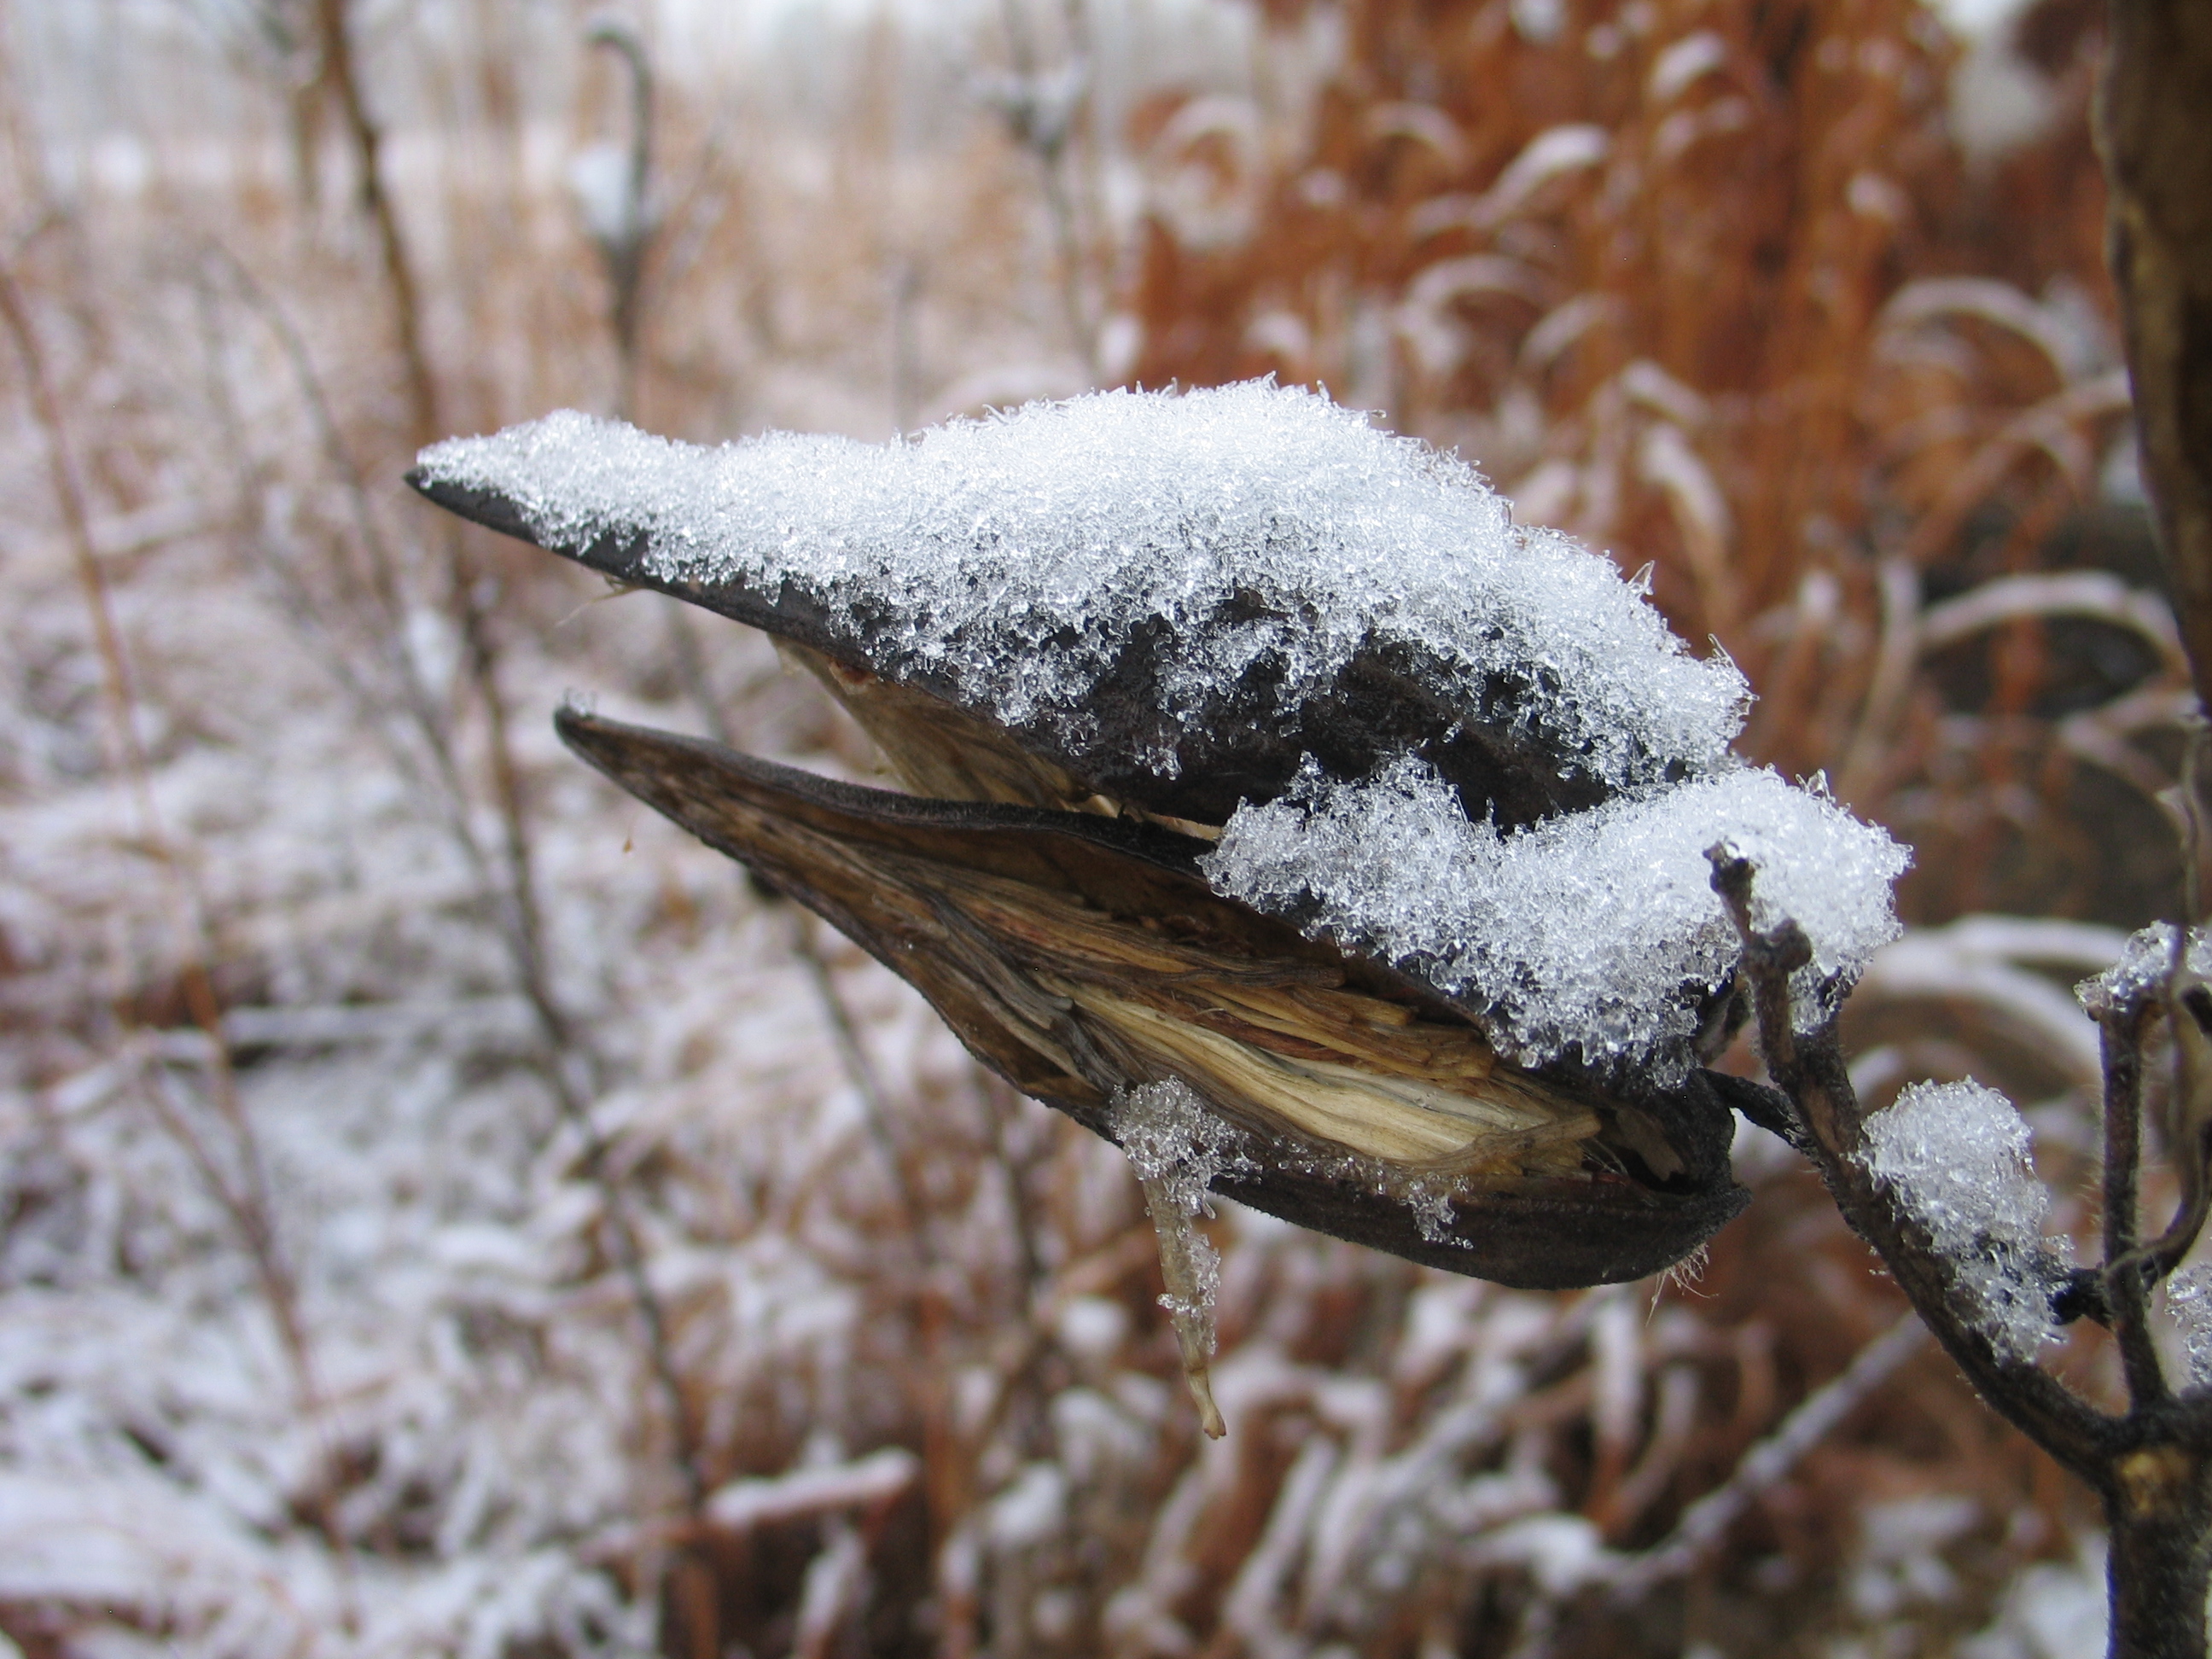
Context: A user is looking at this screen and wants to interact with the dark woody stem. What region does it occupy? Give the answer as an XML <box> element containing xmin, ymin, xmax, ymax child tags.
<box><xmin>2100</xmin><ymin>1005</ymin><xmax>2168</xmax><ymax>1407</ymax></box>
<box><xmin>1707</xmin><ymin>849</ymin><xmax>2212</xmax><ymax>1656</ymax></box>
<box><xmin>1704</xmin><ymin>849</ymin><xmax>2108</xmax><ymax>1476</ymax></box>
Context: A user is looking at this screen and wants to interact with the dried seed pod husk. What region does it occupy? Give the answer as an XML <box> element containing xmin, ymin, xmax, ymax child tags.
<box><xmin>554</xmin><ymin>707</ymin><xmax>1746</xmax><ymax>1289</ymax></box>
<box><xmin>405</xmin><ymin>390</ymin><xmax>1744</xmax><ymax>836</ymax></box>
<box><xmin>407</xmin><ymin>393</ymin><xmax>1767</xmax><ymax>1295</ymax></box>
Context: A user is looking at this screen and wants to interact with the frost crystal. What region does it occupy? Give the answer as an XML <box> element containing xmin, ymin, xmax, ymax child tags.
<box><xmin>414</xmin><ymin>381</ymin><xmax>1749</xmax><ymax>793</ymax></box>
<box><xmin>1110</xmin><ymin>1078</ymin><xmax>1251</xmax><ymax>1223</ymax></box>
<box><xmin>1109</xmin><ymin>1080</ymin><xmax>1254</xmax><ymax>1437</ymax></box>
<box><xmin>2164</xmin><ymin>1266</ymin><xmax>2212</xmax><ymax>1388</ymax></box>
<box><xmin>1203</xmin><ymin>758</ymin><xmax>1907</xmax><ymax>1076</ymax></box>
<box><xmin>1857</xmin><ymin>1080</ymin><xmax>2067</xmax><ymax>1361</ymax></box>
<box><xmin>2078</xmin><ymin>922</ymin><xmax>2212</xmax><ymax>1019</ymax></box>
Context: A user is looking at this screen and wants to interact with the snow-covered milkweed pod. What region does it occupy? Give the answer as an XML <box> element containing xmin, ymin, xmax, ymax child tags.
<box><xmin>411</xmin><ymin>382</ymin><xmax>1907</xmax><ymax>1426</ymax></box>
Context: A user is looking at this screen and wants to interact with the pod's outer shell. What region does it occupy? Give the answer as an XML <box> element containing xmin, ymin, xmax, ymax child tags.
<box><xmin>410</xmin><ymin>470</ymin><xmax>1612</xmax><ymax>833</ymax></box>
<box><xmin>556</xmin><ymin>707</ymin><xmax>1749</xmax><ymax>1289</ymax></box>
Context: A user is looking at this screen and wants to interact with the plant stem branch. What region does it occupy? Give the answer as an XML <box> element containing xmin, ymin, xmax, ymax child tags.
<box><xmin>316</xmin><ymin>0</ymin><xmax>437</xmax><ymax>446</ymax></box>
<box><xmin>1708</xmin><ymin>847</ymin><xmax>2212</xmax><ymax>1655</ymax></box>
<box><xmin>2102</xmin><ymin>1007</ymin><xmax>2169</xmax><ymax>1406</ymax></box>
<box><xmin>1706</xmin><ymin>851</ymin><xmax>2111</xmax><ymax>1477</ymax></box>
<box><xmin>2099</xmin><ymin>1</ymin><xmax>2212</xmax><ymax>719</ymax></box>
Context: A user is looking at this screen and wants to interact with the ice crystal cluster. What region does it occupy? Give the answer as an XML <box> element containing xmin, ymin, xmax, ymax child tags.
<box><xmin>1204</xmin><ymin>757</ymin><xmax>1906</xmax><ymax>1075</ymax></box>
<box><xmin>418</xmin><ymin>381</ymin><xmax>1907</xmax><ymax>1075</ymax></box>
<box><xmin>1110</xmin><ymin>1080</ymin><xmax>1250</xmax><ymax>1223</ymax></box>
<box><xmin>1858</xmin><ymin>1080</ymin><xmax>2068</xmax><ymax>1361</ymax></box>
<box><xmin>2163</xmin><ymin>1266</ymin><xmax>2212</xmax><ymax>1388</ymax></box>
<box><xmin>2077</xmin><ymin>921</ymin><xmax>2212</xmax><ymax>1019</ymax></box>
<box><xmin>1109</xmin><ymin>1080</ymin><xmax>1252</xmax><ymax>1332</ymax></box>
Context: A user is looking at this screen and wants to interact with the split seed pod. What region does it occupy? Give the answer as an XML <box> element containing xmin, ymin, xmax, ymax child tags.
<box><xmin>410</xmin><ymin>384</ymin><xmax>1905</xmax><ymax>1431</ymax></box>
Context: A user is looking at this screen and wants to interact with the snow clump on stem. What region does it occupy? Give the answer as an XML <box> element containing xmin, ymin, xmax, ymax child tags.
<box><xmin>1857</xmin><ymin>1079</ymin><xmax>2069</xmax><ymax>1362</ymax></box>
<box><xmin>2077</xmin><ymin>920</ymin><xmax>2212</xmax><ymax>1019</ymax></box>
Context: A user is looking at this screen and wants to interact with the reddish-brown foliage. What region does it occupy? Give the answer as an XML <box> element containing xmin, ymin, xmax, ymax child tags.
<box><xmin>1125</xmin><ymin>0</ymin><xmax>2162</xmax><ymax>928</ymax></box>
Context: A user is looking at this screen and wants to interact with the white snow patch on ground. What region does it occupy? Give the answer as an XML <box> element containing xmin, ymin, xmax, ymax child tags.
<box><xmin>1958</xmin><ymin>1532</ymin><xmax>2108</xmax><ymax>1659</ymax></box>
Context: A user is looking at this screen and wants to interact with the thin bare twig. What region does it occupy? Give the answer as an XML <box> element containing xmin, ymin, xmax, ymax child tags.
<box><xmin>196</xmin><ymin>250</ymin><xmax>512</xmax><ymax>908</ymax></box>
<box><xmin>313</xmin><ymin>0</ymin><xmax>436</xmax><ymax>447</ymax></box>
<box><xmin>583</xmin><ymin>14</ymin><xmax>655</xmax><ymax>421</ymax></box>
<box><xmin>790</xmin><ymin>909</ymin><xmax>935</xmax><ymax>1252</ymax></box>
<box><xmin>220</xmin><ymin>13</ymin><xmax>712</xmax><ymax>1540</ymax></box>
<box><xmin>994</xmin><ymin>0</ymin><xmax>1097</xmax><ymax>377</ymax></box>
<box><xmin>2100</xmin><ymin>1004</ymin><xmax>2167</xmax><ymax>1406</ymax></box>
<box><xmin>312</xmin><ymin>0</ymin><xmax>576</xmax><ymax>1087</ymax></box>
<box><xmin>2118</xmin><ymin>727</ymin><xmax>2212</xmax><ymax>1288</ymax></box>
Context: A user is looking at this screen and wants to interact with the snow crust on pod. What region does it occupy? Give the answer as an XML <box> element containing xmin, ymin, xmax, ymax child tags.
<box><xmin>414</xmin><ymin>381</ymin><xmax>1747</xmax><ymax>790</ymax></box>
<box><xmin>1204</xmin><ymin>757</ymin><xmax>1907</xmax><ymax>1078</ymax></box>
<box><xmin>417</xmin><ymin>381</ymin><xmax>1906</xmax><ymax>1080</ymax></box>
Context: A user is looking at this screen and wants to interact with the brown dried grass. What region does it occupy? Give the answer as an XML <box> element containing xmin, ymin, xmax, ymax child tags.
<box><xmin>1126</xmin><ymin>0</ymin><xmax>2164</xmax><ymax>928</ymax></box>
<box><xmin>0</xmin><ymin>4</ymin><xmax>2145</xmax><ymax>1656</ymax></box>
<box><xmin>1112</xmin><ymin>1</ymin><xmax>2163</xmax><ymax>1650</ymax></box>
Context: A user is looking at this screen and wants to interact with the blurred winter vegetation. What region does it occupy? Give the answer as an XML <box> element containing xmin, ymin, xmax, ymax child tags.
<box><xmin>0</xmin><ymin>0</ymin><xmax>2174</xmax><ymax>1654</ymax></box>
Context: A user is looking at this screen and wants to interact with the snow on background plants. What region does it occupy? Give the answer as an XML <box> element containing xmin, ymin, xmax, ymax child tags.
<box><xmin>0</xmin><ymin>0</ymin><xmax>2173</xmax><ymax>1655</ymax></box>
